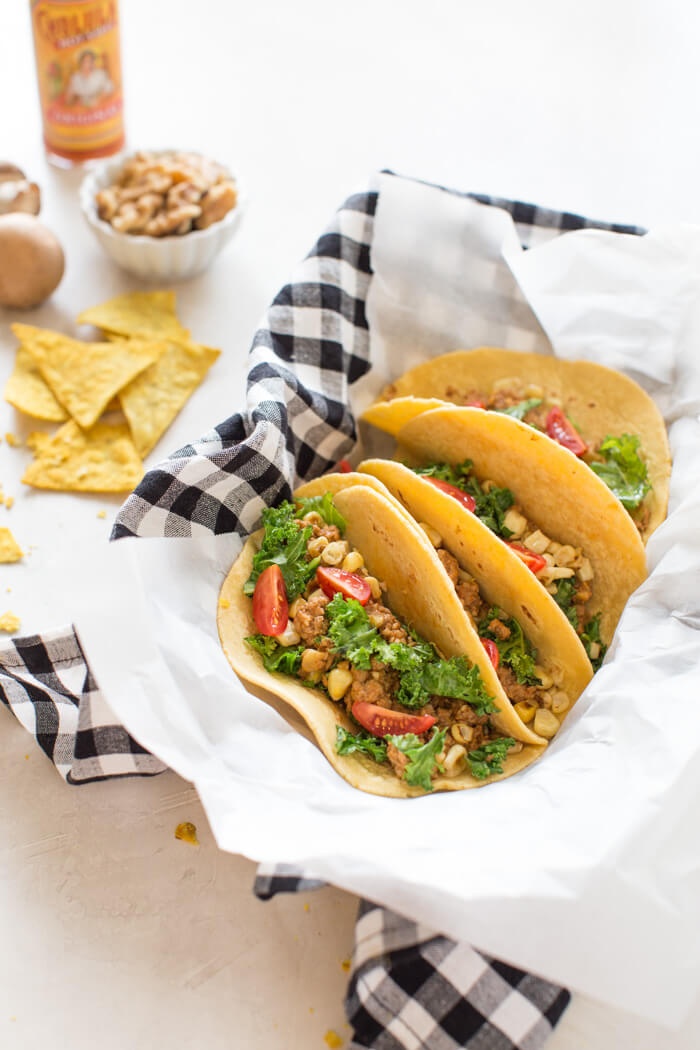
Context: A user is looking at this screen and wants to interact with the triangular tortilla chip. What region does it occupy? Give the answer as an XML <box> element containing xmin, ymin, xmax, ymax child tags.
<box><xmin>77</xmin><ymin>291</ymin><xmax>190</xmax><ymax>342</ymax></box>
<box><xmin>4</xmin><ymin>347</ymin><xmax>68</xmax><ymax>422</ymax></box>
<box><xmin>23</xmin><ymin>420</ymin><xmax>143</xmax><ymax>492</ymax></box>
<box><xmin>0</xmin><ymin>527</ymin><xmax>23</xmax><ymax>563</ymax></box>
<box><xmin>118</xmin><ymin>339</ymin><xmax>221</xmax><ymax>456</ymax></box>
<box><xmin>12</xmin><ymin>324</ymin><xmax>166</xmax><ymax>430</ymax></box>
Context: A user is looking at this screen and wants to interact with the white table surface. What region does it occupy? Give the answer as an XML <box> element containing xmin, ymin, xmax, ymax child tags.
<box><xmin>2</xmin><ymin>1</ymin><xmax>699</xmax><ymax>1046</ymax></box>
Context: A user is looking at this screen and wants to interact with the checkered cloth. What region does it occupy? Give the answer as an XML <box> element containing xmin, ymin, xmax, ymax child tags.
<box><xmin>0</xmin><ymin>173</ymin><xmax>644</xmax><ymax>1048</ymax></box>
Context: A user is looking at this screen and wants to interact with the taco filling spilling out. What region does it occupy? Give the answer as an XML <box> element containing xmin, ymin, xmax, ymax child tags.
<box><xmin>409</xmin><ymin>458</ymin><xmax>606</xmax><ymax>669</ymax></box>
<box><xmin>242</xmin><ymin>495</ymin><xmax>520</xmax><ymax>791</ymax></box>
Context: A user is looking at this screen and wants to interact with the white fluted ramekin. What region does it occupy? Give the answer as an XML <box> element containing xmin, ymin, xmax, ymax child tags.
<box><xmin>79</xmin><ymin>151</ymin><xmax>245</xmax><ymax>281</ymax></box>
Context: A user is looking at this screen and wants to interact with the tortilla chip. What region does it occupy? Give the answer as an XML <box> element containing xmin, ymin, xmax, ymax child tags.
<box><xmin>27</xmin><ymin>431</ymin><xmax>52</xmax><ymax>454</ymax></box>
<box><xmin>76</xmin><ymin>291</ymin><xmax>190</xmax><ymax>342</ymax></box>
<box><xmin>4</xmin><ymin>347</ymin><xmax>68</xmax><ymax>422</ymax></box>
<box><xmin>0</xmin><ymin>528</ymin><xmax>23</xmax><ymax>563</ymax></box>
<box><xmin>12</xmin><ymin>324</ymin><xmax>166</xmax><ymax>430</ymax></box>
<box><xmin>118</xmin><ymin>340</ymin><xmax>220</xmax><ymax>456</ymax></box>
<box><xmin>23</xmin><ymin>420</ymin><xmax>143</xmax><ymax>492</ymax></box>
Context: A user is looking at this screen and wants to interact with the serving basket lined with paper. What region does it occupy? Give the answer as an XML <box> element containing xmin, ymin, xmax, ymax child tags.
<box><xmin>3</xmin><ymin>171</ymin><xmax>698</xmax><ymax>1045</ymax></box>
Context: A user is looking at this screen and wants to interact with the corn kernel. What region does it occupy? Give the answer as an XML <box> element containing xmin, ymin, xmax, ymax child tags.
<box><xmin>277</xmin><ymin>623</ymin><xmax>301</xmax><ymax>647</ymax></box>
<box><xmin>534</xmin><ymin>665</ymin><xmax>553</xmax><ymax>690</ymax></box>
<box><xmin>301</xmin><ymin>648</ymin><xmax>327</xmax><ymax>673</ymax></box>
<box><xmin>514</xmin><ymin>701</ymin><xmax>537</xmax><ymax>723</ymax></box>
<box><xmin>327</xmin><ymin>667</ymin><xmax>353</xmax><ymax>701</ymax></box>
<box><xmin>342</xmin><ymin>550</ymin><xmax>364</xmax><ymax>572</ymax></box>
<box><xmin>503</xmin><ymin>508</ymin><xmax>527</xmax><ymax>538</ymax></box>
<box><xmin>534</xmin><ymin>708</ymin><xmax>560</xmax><ymax>738</ymax></box>
<box><xmin>321</xmin><ymin>540</ymin><xmax>349</xmax><ymax>565</ymax></box>
<box><xmin>308</xmin><ymin>535</ymin><xmax>329</xmax><ymax>558</ymax></box>
<box><xmin>578</xmin><ymin>557</ymin><xmax>594</xmax><ymax>582</ymax></box>
<box><xmin>523</xmin><ymin>529</ymin><xmax>549</xmax><ymax>554</ymax></box>
<box><xmin>551</xmin><ymin>690</ymin><xmax>570</xmax><ymax>715</ymax></box>
<box><xmin>365</xmin><ymin>576</ymin><xmax>382</xmax><ymax>599</ymax></box>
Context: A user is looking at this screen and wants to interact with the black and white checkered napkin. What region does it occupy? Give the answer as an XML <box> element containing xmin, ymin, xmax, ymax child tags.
<box><xmin>0</xmin><ymin>174</ymin><xmax>644</xmax><ymax>1049</ymax></box>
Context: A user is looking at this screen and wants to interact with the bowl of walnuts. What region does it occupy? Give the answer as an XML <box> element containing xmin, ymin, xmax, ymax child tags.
<box><xmin>80</xmin><ymin>149</ymin><xmax>244</xmax><ymax>280</ymax></box>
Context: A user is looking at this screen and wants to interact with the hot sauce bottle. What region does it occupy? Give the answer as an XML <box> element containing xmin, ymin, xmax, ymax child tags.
<box><xmin>30</xmin><ymin>0</ymin><xmax>126</xmax><ymax>166</ymax></box>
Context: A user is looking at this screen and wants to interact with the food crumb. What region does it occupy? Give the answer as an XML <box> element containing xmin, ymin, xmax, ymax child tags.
<box><xmin>5</xmin><ymin>496</ymin><xmax>14</xmax><ymax>510</ymax></box>
<box><xmin>341</xmin><ymin>957</ymin><xmax>351</xmax><ymax>972</ymax></box>
<box><xmin>309</xmin><ymin>1007</ymin><xmax>314</xmax><ymax>1014</ymax></box>
<box><xmin>0</xmin><ymin>528</ymin><xmax>23</xmax><ymax>563</ymax></box>
<box><xmin>0</xmin><ymin>611</ymin><xmax>21</xmax><ymax>633</ymax></box>
<box><xmin>219</xmin><ymin>597</ymin><xmax>230</xmax><ymax>609</ymax></box>
<box><xmin>97</xmin><ymin>510</ymin><xmax>106</xmax><ymax>519</ymax></box>
<box><xmin>324</xmin><ymin>1030</ymin><xmax>343</xmax><ymax>1048</ymax></box>
<box><xmin>5</xmin><ymin>432</ymin><xmax>21</xmax><ymax>448</ymax></box>
<box><xmin>174</xmin><ymin>821</ymin><xmax>199</xmax><ymax>846</ymax></box>
<box><xmin>304</xmin><ymin>902</ymin><xmax>310</xmax><ymax>912</ymax></box>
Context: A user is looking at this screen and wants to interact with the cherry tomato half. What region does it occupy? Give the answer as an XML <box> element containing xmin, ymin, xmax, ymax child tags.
<box><xmin>480</xmin><ymin>637</ymin><xmax>500</xmax><ymax>669</ymax></box>
<box><xmin>545</xmin><ymin>406</ymin><xmax>588</xmax><ymax>457</ymax></box>
<box><xmin>506</xmin><ymin>541</ymin><xmax>547</xmax><ymax>575</ymax></box>
<box><xmin>337</xmin><ymin>459</ymin><xmax>352</xmax><ymax>473</ymax></box>
<box><xmin>465</xmin><ymin>399</ymin><xmax>486</xmax><ymax>409</ymax></box>
<box><xmin>252</xmin><ymin>564</ymin><xmax>289</xmax><ymax>636</ymax></box>
<box><xmin>424</xmin><ymin>476</ymin><xmax>476</xmax><ymax>513</ymax></box>
<box><xmin>317</xmin><ymin>566</ymin><xmax>371</xmax><ymax>605</ymax></box>
<box><xmin>352</xmin><ymin>701</ymin><xmax>437</xmax><ymax>738</ymax></box>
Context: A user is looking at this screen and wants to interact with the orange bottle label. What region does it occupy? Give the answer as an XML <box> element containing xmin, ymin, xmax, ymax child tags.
<box><xmin>30</xmin><ymin>0</ymin><xmax>125</xmax><ymax>161</ymax></box>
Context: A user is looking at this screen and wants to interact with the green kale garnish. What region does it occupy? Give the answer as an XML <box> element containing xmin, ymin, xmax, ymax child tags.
<box><xmin>553</xmin><ymin>578</ymin><xmax>580</xmax><ymax>631</ymax></box>
<box><xmin>478</xmin><ymin>609</ymin><xmax>538</xmax><ymax>685</ymax></box>
<box><xmin>295</xmin><ymin>491</ymin><xmax>347</xmax><ymax>533</ymax></box>
<box><xmin>387</xmin><ymin>728</ymin><xmax>447</xmax><ymax>792</ymax></box>
<box><xmin>495</xmin><ymin>397</ymin><xmax>543</xmax><ymax>422</ymax></box>
<box><xmin>243</xmin><ymin>501</ymin><xmax>319</xmax><ymax>600</ymax></box>
<box><xmin>413</xmin><ymin>458</ymin><xmax>474</xmax><ymax>487</ymax></box>
<box><xmin>589</xmin><ymin>433</ymin><xmax>651</xmax><ymax>510</ymax></box>
<box><xmin>335</xmin><ymin>725</ymin><xmax>388</xmax><ymax>762</ymax></box>
<box><xmin>245</xmin><ymin>634</ymin><xmax>304</xmax><ymax>675</ymax></box>
<box><xmin>396</xmin><ymin>657</ymin><xmax>499</xmax><ymax>714</ymax></box>
<box><xmin>411</xmin><ymin>460</ymin><xmax>514</xmax><ymax>538</ymax></box>
<box><xmin>580</xmin><ymin>613</ymin><xmax>607</xmax><ymax>672</ymax></box>
<box><xmin>467</xmin><ymin>738</ymin><xmax>516</xmax><ymax>780</ymax></box>
<box><xmin>325</xmin><ymin>595</ymin><xmax>497</xmax><ymax>713</ymax></box>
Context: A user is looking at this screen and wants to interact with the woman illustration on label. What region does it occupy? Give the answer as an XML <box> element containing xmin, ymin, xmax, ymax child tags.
<box><xmin>65</xmin><ymin>49</ymin><xmax>113</xmax><ymax>107</ymax></box>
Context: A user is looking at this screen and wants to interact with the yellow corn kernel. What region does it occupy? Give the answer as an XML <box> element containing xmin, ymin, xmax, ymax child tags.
<box><xmin>288</xmin><ymin>596</ymin><xmax>303</xmax><ymax>618</ymax></box>
<box><xmin>302</xmin><ymin>511</ymin><xmax>323</xmax><ymax>526</ymax></box>
<box><xmin>327</xmin><ymin>667</ymin><xmax>353</xmax><ymax>701</ymax></box>
<box><xmin>321</xmin><ymin>540</ymin><xmax>349</xmax><ymax>565</ymax></box>
<box><xmin>551</xmin><ymin>690</ymin><xmax>570</xmax><ymax>715</ymax></box>
<box><xmin>514</xmin><ymin>701</ymin><xmax>537</xmax><ymax>724</ymax></box>
<box><xmin>277</xmin><ymin>622</ymin><xmax>301</xmax><ymax>647</ymax></box>
<box><xmin>342</xmin><ymin>550</ymin><xmax>364</xmax><ymax>572</ymax></box>
<box><xmin>534</xmin><ymin>708</ymin><xmax>560</xmax><ymax>738</ymax></box>
<box><xmin>365</xmin><ymin>576</ymin><xmax>382</xmax><ymax>599</ymax></box>
<box><xmin>301</xmin><ymin>648</ymin><xmax>327</xmax><ymax>673</ymax></box>
<box><xmin>523</xmin><ymin>529</ymin><xmax>549</xmax><ymax>554</ymax></box>
<box><xmin>450</xmin><ymin>723</ymin><xmax>474</xmax><ymax>745</ymax></box>
<box><xmin>307</xmin><ymin>535</ymin><xmax>329</xmax><ymax>558</ymax></box>
<box><xmin>534</xmin><ymin>665</ymin><xmax>553</xmax><ymax>690</ymax></box>
<box><xmin>524</xmin><ymin>383</ymin><xmax>544</xmax><ymax>398</ymax></box>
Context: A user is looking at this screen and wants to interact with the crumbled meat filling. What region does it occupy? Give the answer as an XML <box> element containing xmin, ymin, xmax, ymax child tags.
<box><xmin>293</xmin><ymin>592</ymin><xmax>330</xmax><ymax>645</ymax></box>
<box><xmin>365</xmin><ymin>601</ymin><xmax>410</xmax><ymax>644</ymax></box>
<box><xmin>496</xmin><ymin>665</ymin><xmax>542</xmax><ymax>704</ymax></box>
<box><xmin>347</xmin><ymin>665</ymin><xmax>398</xmax><ymax>712</ymax></box>
<box><xmin>386</xmin><ymin>742</ymin><xmax>409</xmax><ymax>779</ymax></box>
<box><xmin>295</xmin><ymin>519</ymin><xmax>341</xmax><ymax>543</ymax></box>
<box><xmin>455</xmin><ymin>578</ymin><xmax>485</xmax><ymax>620</ymax></box>
<box><xmin>436</xmin><ymin>547</ymin><xmax>460</xmax><ymax>585</ymax></box>
<box><xmin>487</xmin><ymin>617</ymin><xmax>511</xmax><ymax>640</ymax></box>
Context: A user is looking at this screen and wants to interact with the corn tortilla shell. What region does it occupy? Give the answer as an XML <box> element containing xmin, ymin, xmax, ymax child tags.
<box><xmin>359</xmin><ymin>459</ymin><xmax>593</xmax><ymax>709</ymax></box>
<box><xmin>23</xmin><ymin>420</ymin><xmax>143</xmax><ymax>492</ymax></box>
<box><xmin>118</xmin><ymin>339</ymin><xmax>221</xmax><ymax>456</ymax></box>
<box><xmin>397</xmin><ymin>406</ymin><xmax>648</xmax><ymax>642</ymax></box>
<box><xmin>218</xmin><ymin>513</ymin><xmax>545</xmax><ymax>799</ymax></box>
<box><xmin>77</xmin><ymin>291</ymin><xmax>190</xmax><ymax>342</ymax></box>
<box><xmin>12</xmin><ymin>324</ymin><xmax>167</xmax><ymax>431</ymax></box>
<box><xmin>4</xmin><ymin>346</ymin><xmax>68</xmax><ymax>422</ymax></box>
<box><xmin>365</xmin><ymin>348</ymin><xmax>671</xmax><ymax>540</ymax></box>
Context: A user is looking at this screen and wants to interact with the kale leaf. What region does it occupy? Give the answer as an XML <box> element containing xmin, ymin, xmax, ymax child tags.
<box><xmin>245</xmin><ymin>634</ymin><xmax>304</xmax><ymax>675</ymax></box>
<box><xmin>243</xmin><ymin>501</ymin><xmax>319</xmax><ymax>600</ymax></box>
<box><xmin>335</xmin><ymin>725</ymin><xmax>388</xmax><ymax>762</ymax></box>
<box><xmin>326</xmin><ymin>593</ymin><xmax>379</xmax><ymax>669</ymax></box>
<box><xmin>295</xmin><ymin>491</ymin><xmax>347</xmax><ymax>533</ymax></box>
<box><xmin>553</xmin><ymin>578</ymin><xmax>580</xmax><ymax>631</ymax></box>
<box><xmin>467</xmin><ymin>738</ymin><xmax>516</xmax><ymax>780</ymax></box>
<box><xmin>387</xmin><ymin>728</ymin><xmax>447</xmax><ymax>792</ymax></box>
<box><xmin>413</xmin><ymin>459</ymin><xmax>474</xmax><ymax>487</ymax></box>
<box><xmin>495</xmin><ymin>397</ymin><xmax>542</xmax><ymax>421</ymax></box>
<box><xmin>589</xmin><ymin>433</ymin><xmax>651</xmax><ymax>510</ymax></box>
<box><xmin>461</xmin><ymin>476</ymin><xmax>515</xmax><ymax>538</ymax></box>
<box><xmin>478</xmin><ymin>609</ymin><xmax>538</xmax><ymax>685</ymax></box>
<box><xmin>397</xmin><ymin>657</ymin><xmax>499</xmax><ymax>714</ymax></box>
<box><xmin>580</xmin><ymin>613</ymin><xmax>607</xmax><ymax>672</ymax></box>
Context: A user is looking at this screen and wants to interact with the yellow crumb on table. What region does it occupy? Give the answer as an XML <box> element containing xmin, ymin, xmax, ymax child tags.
<box><xmin>174</xmin><ymin>821</ymin><xmax>199</xmax><ymax>846</ymax></box>
<box><xmin>5</xmin><ymin>432</ymin><xmax>21</xmax><ymax>448</ymax></box>
<box><xmin>5</xmin><ymin>496</ymin><xmax>14</xmax><ymax>510</ymax></box>
<box><xmin>303</xmin><ymin>902</ymin><xmax>310</xmax><ymax>912</ymax></box>
<box><xmin>97</xmin><ymin>510</ymin><xmax>106</xmax><ymax>519</ymax></box>
<box><xmin>0</xmin><ymin>612</ymin><xmax>21</xmax><ymax>633</ymax></box>
<box><xmin>340</xmin><ymin>957</ymin><xmax>351</xmax><ymax>972</ymax></box>
<box><xmin>323</xmin><ymin>1031</ymin><xmax>343</xmax><ymax>1049</ymax></box>
<box><xmin>0</xmin><ymin>528</ymin><xmax>23</xmax><ymax>563</ymax></box>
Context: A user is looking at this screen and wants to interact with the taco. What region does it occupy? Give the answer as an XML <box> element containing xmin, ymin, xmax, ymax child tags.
<box><xmin>384</xmin><ymin>404</ymin><xmax>647</xmax><ymax>653</ymax></box>
<box><xmin>361</xmin><ymin>348</ymin><xmax>671</xmax><ymax>541</ymax></box>
<box><xmin>218</xmin><ymin>482</ymin><xmax>547</xmax><ymax>798</ymax></box>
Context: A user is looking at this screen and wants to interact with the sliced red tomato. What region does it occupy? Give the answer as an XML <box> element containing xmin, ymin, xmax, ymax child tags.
<box><xmin>317</xmin><ymin>566</ymin><xmax>371</xmax><ymax>605</ymax></box>
<box><xmin>545</xmin><ymin>406</ymin><xmax>588</xmax><ymax>457</ymax></box>
<box><xmin>464</xmin><ymin>399</ymin><xmax>486</xmax><ymax>409</ymax></box>
<box><xmin>480</xmin><ymin>637</ymin><xmax>500</xmax><ymax>669</ymax></box>
<box><xmin>252</xmin><ymin>565</ymin><xmax>289</xmax><ymax>636</ymax></box>
<box><xmin>337</xmin><ymin>459</ymin><xmax>352</xmax><ymax>473</ymax></box>
<box><xmin>506</xmin><ymin>541</ymin><xmax>547</xmax><ymax>575</ymax></box>
<box><xmin>352</xmin><ymin>701</ymin><xmax>437</xmax><ymax>738</ymax></box>
<box><xmin>424</xmin><ymin>476</ymin><xmax>476</xmax><ymax>512</ymax></box>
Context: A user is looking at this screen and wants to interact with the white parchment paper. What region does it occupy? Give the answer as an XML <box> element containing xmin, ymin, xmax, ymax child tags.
<box><xmin>72</xmin><ymin>174</ymin><xmax>700</xmax><ymax>1026</ymax></box>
